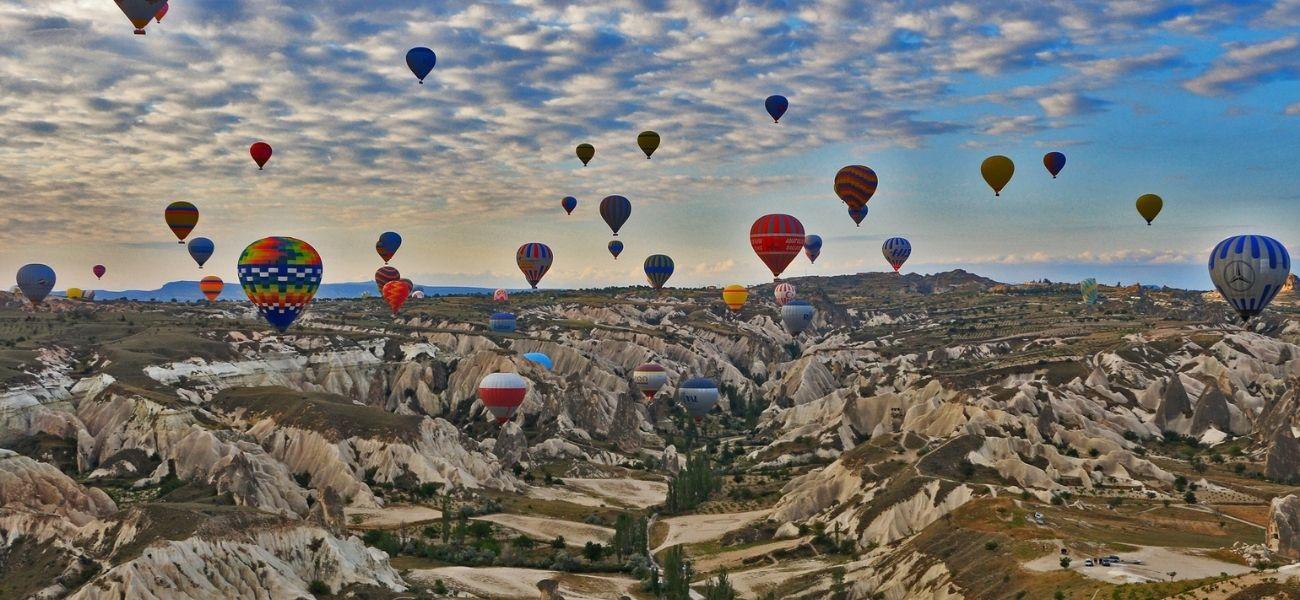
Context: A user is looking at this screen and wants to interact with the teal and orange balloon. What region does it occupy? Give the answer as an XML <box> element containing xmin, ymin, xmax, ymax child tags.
<box><xmin>237</xmin><ymin>237</ymin><xmax>323</xmax><ymax>332</ymax></box>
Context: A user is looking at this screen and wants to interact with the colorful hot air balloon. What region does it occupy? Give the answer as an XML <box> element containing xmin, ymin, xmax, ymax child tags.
<box><xmin>1080</xmin><ymin>278</ymin><xmax>1099</xmax><ymax>305</ymax></box>
<box><xmin>382</xmin><ymin>280</ymin><xmax>412</xmax><ymax>315</ymax></box>
<box><xmin>1209</xmin><ymin>235</ymin><xmax>1291</xmax><ymax>322</ymax></box>
<box><xmin>781</xmin><ymin>300</ymin><xmax>815</xmax><ymax>335</ymax></box>
<box><xmin>678</xmin><ymin>378</ymin><xmax>719</xmax><ymax>422</ymax></box>
<box><xmin>238</xmin><ymin>237</ymin><xmax>323</xmax><ymax>332</ymax></box>
<box><xmin>750</xmin><ymin>214</ymin><xmax>805</xmax><ymax>280</ymax></box>
<box><xmin>92</xmin><ymin>265</ymin><xmax>106</xmax><ymax>280</ymax></box>
<box><xmin>774</xmin><ymin>282</ymin><xmax>796</xmax><ymax>306</ymax></box>
<box><xmin>16</xmin><ymin>264</ymin><xmax>54</xmax><ymax>305</ymax></box>
<box><xmin>375</xmin><ymin>231</ymin><xmax>402</xmax><ymax>264</ymax></box>
<box><xmin>405</xmin><ymin>47</ymin><xmax>437</xmax><ymax>84</ymax></box>
<box><xmin>576</xmin><ymin>143</ymin><xmax>594</xmax><ymax>166</ymax></box>
<box><xmin>115</xmin><ymin>0</ymin><xmax>163</xmax><ymax>34</ymax></box>
<box><xmin>66</xmin><ymin>288</ymin><xmax>84</xmax><ymax>301</ymax></box>
<box><xmin>374</xmin><ymin>266</ymin><xmax>400</xmax><ymax>294</ymax></box>
<box><xmin>804</xmin><ymin>234</ymin><xmax>822</xmax><ymax>264</ymax></box>
<box><xmin>493</xmin><ymin>288</ymin><xmax>509</xmax><ymax>302</ymax></box>
<box><xmin>523</xmin><ymin>352</ymin><xmax>553</xmax><ymax>370</ymax></box>
<box><xmin>882</xmin><ymin>237</ymin><xmax>911</xmax><ymax>272</ymax></box>
<box><xmin>608</xmin><ymin>240</ymin><xmax>624</xmax><ymax>260</ymax></box>
<box><xmin>250</xmin><ymin>142</ymin><xmax>272</xmax><ymax>170</ymax></box>
<box><xmin>164</xmin><ymin>201</ymin><xmax>198</xmax><ymax>244</ymax></box>
<box><xmin>644</xmin><ymin>254</ymin><xmax>674</xmax><ymax>290</ymax></box>
<box><xmin>981</xmin><ymin>155</ymin><xmax>1014</xmax><ymax>196</ymax></box>
<box><xmin>489</xmin><ymin>312</ymin><xmax>517</xmax><ymax>333</ymax></box>
<box><xmin>835</xmin><ymin>166</ymin><xmax>878</xmax><ymax>210</ymax></box>
<box><xmin>633</xmin><ymin>363</ymin><xmax>668</xmax><ymax>402</ymax></box>
<box><xmin>1136</xmin><ymin>194</ymin><xmax>1163</xmax><ymax>225</ymax></box>
<box><xmin>561</xmin><ymin>196</ymin><xmax>577</xmax><ymax>215</ymax></box>
<box><xmin>199</xmin><ymin>276</ymin><xmax>224</xmax><ymax>302</ymax></box>
<box><xmin>848</xmin><ymin>205</ymin><xmax>868</xmax><ymax>227</ymax></box>
<box><xmin>517</xmin><ymin>243</ymin><xmax>553</xmax><ymax>289</ymax></box>
<box><xmin>153</xmin><ymin>2</ymin><xmax>168</xmax><ymax>22</ymax></box>
<box><xmin>637</xmin><ymin>131</ymin><xmax>660</xmax><ymax>159</ymax></box>
<box><xmin>478</xmin><ymin>372</ymin><xmax>526</xmax><ymax>424</ymax></box>
<box><xmin>1043</xmin><ymin>152</ymin><xmax>1066</xmax><ymax>178</ymax></box>
<box><xmin>765</xmin><ymin>95</ymin><xmax>788</xmax><ymax>123</ymax></box>
<box><xmin>187</xmin><ymin>237</ymin><xmax>214</xmax><ymax>268</ymax></box>
<box><xmin>721</xmin><ymin>284</ymin><xmax>748</xmax><ymax>313</ymax></box>
<box><xmin>600</xmin><ymin>195</ymin><xmax>632</xmax><ymax>236</ymax></box>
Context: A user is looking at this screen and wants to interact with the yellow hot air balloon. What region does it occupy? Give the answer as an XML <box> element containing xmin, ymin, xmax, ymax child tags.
<box><xmin>980</xmin><ymin>155</ymin><xmax>1014</xmax><ymax>196</ymax></box>
<box><xmin>1136</xmin><ymin>194</ymin><xmax>1163</xmax><ymax>225</ymax></box>
<box><xmin>66</xmin><ymin>288</ymin><xmax>83</xmax><ymax>300</ymax></box>
<box><xmin>576</xmin><ymin>143</ymin><xmax>594</xmax><ymax>166</ymax></box>
<box><xmin>637</xmin><ymin>131</ymin><xmax>660</xmax><ymax>159</ymax></box>
<box><xmin>721</xmin><ymin>284</ymin><xmax>748</xmax><ymax>313</ymax></box>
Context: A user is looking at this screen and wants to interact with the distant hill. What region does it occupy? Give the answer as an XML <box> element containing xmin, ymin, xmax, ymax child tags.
<box><xmin>87</xmin><ymin>281</ymin><xmax>501</xmax><ymax>302</ymax></box>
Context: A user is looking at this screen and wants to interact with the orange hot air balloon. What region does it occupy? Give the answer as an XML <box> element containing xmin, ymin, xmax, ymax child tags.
<box><xmin>199</xmin><ymin>276</ymin><xmax>224</xmax><ymax>301</ymax></box>
<box><xmin>164</xmin><ymin>201</ymin><xmax>198</xmax><ymax>244</ymax></box>
<box><xmin>721</xmin><ymin>284</ymin><xmax>748</xmax><ymax>312</ymax></box>
<box><xmin>382</xmin><ymin>279</ymin><xmax>412</xmax><ymax>315</ymax></box>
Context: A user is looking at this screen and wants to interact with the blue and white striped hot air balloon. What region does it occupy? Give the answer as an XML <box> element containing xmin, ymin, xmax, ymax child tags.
<box><xmin>1208</xmin><ymin>234</ymin><xmax>1290</xmax><ymax>322</ymax></box>
<box><xmin>882</xmin><ymin>237</ymin><xmax>911</xmax><ymax>272</ymax></box>
<box><xmin>489</xmin><ymin>312</ymin><xmax>517</xmax><ymax>333</ymax></box>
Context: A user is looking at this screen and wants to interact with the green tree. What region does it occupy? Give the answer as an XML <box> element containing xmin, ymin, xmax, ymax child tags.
<box><xmin>662</xmin><ymin>546</ymin><xmax>694</xmax><ymax>600</ymax></box>
<box><xmin>702</xmin><ymin>568</ymin><xmax>738</xmax><ymax>600</ymax></box>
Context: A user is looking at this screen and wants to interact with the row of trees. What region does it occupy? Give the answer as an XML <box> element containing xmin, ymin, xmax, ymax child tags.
<box><xmin>665</xmin><ymin>451</ymin><xmax>721</xmax><ymax>513</ymax></box>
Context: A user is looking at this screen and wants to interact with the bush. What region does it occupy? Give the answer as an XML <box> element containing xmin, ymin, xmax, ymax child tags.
<box><xmin>984</xmin><ymin>540</ymin><xmax>999</xmax><ymax>551</ymax></box>
<box><xmin>308</xmin><ymin>579</ymin><xmax>330</xmax><ymax>595</ymax></box>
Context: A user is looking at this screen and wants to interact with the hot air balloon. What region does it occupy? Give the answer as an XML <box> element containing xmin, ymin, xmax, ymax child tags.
<box><xmin>375</xmin><ymin>231</ymin><xmax>402</xmax><ymax>264</ymax></box>
<box><xmin>1043</xmin><ymin>152</ymin><xmax>1066</xmax><ymax>178</ymax></box>
<box><xmin>411</xmin><ymin>290</ymin><xmax>426</xmax><ymax>299</ymax></box>
<box><xmin>750</xmin><ymin>214</ymin><xmax>805</xmax><ymax>280</ymax></box>
<box><xmin>16</xmin><ymin>264</ymin><xmax>55</xmax><ymax>305</ymax></box>
<box><xmin>187</xmin><ymin>237</ymin><xmax>214</xmax><ymax>268</ymax></box>
<box><xmin>644</xmin><ymin>254</ymin><xmax>674</xmax><ymax>290</ymax></box>
<box><xmin>981</xmin><ymin>156</ymin><xmax>1014</xmax><ymax>196</ymax></box>
<box><xmin>678</xmin><ymin>378</ymin><xmax>718</xmax><ymax>422</ymax></box>
<box><xmin>835</xmin><ymin>166</ymin><xmax>878</xmax><ymax>210</ymax></box>
<box><xmin>382</xmin><ymin>280</ymin><xmax>412</xmax><ymax>315</ymax></box>
<box><xmin>200</xmin><ymin>276</ymin><xmax>224</xmax><ymax>302</ymax></box>
<box><xmin>637</xmin><ymin>131</ymin><xmax>660</xmax><ymax>159</ymax></box>
<box><xmin>238</xmin><ymin>237</ymin><xmax>323</xmax><ymax>332</ymax></box>
<box><xmin>405</xmin><ymin>47</ymin><xmax>437</xmax><ymax>84</ymax></box>
<box><xmin>489</xmin><ymin>312</ymin><xmax>517</xmax><ymax>333</ymax></box>
<box><xmin>781</xmin><ymin>300</ymin><xmax>815</xmax><ymax>335</ymax></box>
<box><xmin>765</xmin><ymin>95</ymin><xmax>788</xmax><ymax>123</ymax></box>
<box><xmin>164</xmin><ymin>201</ymin><xmax>198</xmax><ymax>244</ymax></box>
<box><xmin>804</xmin><ymin>235</ymin><xmax>822</xmax><ymax>264</ymax></box>
<box><xmin>721</xmin><ymin>284</ymin><xmax>748</xmax><ymax>313</ymax></box>
<box><xmin>478</xmin><ymin>372</ymin><xmax>526</xmax><ymax>424</ymax></box>
<box><xmin>848</xmin><ymin>205</ymin><xmax>868</xmax><ymax>227</ymax></box>
<box><xmin>633</xmin><ymin>363</ymin><xmax>668</xmax><ymax>402</ymax></box>
<box><xmin>154</xmin><ymin>2</ymin><xmax>168</xmax><ymax>22</ymax></box>
<box><xmin>523</xmin><ymin>352</ymin><xmax>553</xmax><ymax>370</ymax></box>
<box><xmin>600</xmin><ymin>195</ymin><xmax>631</xmax><ymax>236</ymax></box>
<box><xmin>561</xmin><ymin>196</ymin><xmax>577</xmax><ymax>215</ymax></box>
<box><xmin>66</xmin><ymin>288</ymin><xmax>83</xmax><ymax>301</ymax></box>
<box><xmin>374</xmin><ymin>266</ymin><xmax>400</xmax><ymax>295</ymax></box>
<box><xmin>1136</xmin><ymin>194</ymin><xmax>1163</xmax><ymax>225</ymax></box>
<box><xmin>517</xmin><ymin>243</ymin><xmax>553</xmax><ymax>289</ymax></box>
<box><xmin>608</xmin><ymin>240</ymin><xmax>624</xmax><ymax>260</ymax></box>
<box><xmin>774</xmin><ymin>282</ymin><xmax>796</xmax><ymax>306</ymax></box>
<box><xmin>250</xmin><ymin>142</ymin><xmax>272</xmax><ymax>170</ymax></box>
<box><xmin>493</xmin><ymin>288</ymin><xmax>509</xmax><ymax>302</ymax></box>
<box><xmin>576</xmin><ymin>143</ymin><xmax>594</xmax><ymax>166</ymax></box>
<box><xmin>92</xmin><ymin>265</ymin><xmax>106</xmax><ymax>280</ymax></box>
<box><xmin>882</xmin><ymin>237</ymin><xmax>911</xmax><ymax>272</ymax></box>
<box><xmin>115</xmin><ymin>0</ymin><xmax>163</xmax><ymax>34</ymax></box>
<box><xmin>1080</xmin><ymin>278</ymin><xmax>1099</xmax><ymax>305</ymax></box>
<box><xmin>1209</xmin><ymin>235</ymin><xmax>1291</xmax><ymax>322</ymax></box>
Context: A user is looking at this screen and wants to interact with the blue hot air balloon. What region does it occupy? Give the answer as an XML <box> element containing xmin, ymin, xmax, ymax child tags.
<box><xmin>644</xmin><ymin>254</ymin><xmax>674</xmax><ymax>290</ymax></box>
<box><xmin>600</xmin><ymin>195</ymin><xmax>632</xmax><ymax>236</ymax></box>
<box><xmin>376</xmin><ymin>231</ymin><xmax>402</xmax><ymax>264</ymax></box>
<box><xmin>187</xmin><ymin>237</ymin><xmax>215</xmax><ymax>268</ymax></box>
<box><xmin>765</xmin><ymin>95</ymin><xmax>788</xmax><ymax>123</ymax></box>
<box><xmin>848</xmin><ymin>205</ymin><xmax>868</xmax><ymax>227</ymax></box>
<box><xmin>1208</xmin><ymin>235</ymin><xmax>1291</xmax><ymax>322</ymax></box>
<box><xmin>561</xmin><ymin>196</ymin><xmax>577</xmax><ymax>215</ymax></box>
<box><xmin>781</xmin><ymin>300</ymin><xmax>815</xmax><ymax>335</ymax></box>
<box><xmin>678</xmin><ymin>378</ymin><xmax>719</xmax><ymax>422</ymax></box>
<box><xmin>406</xmin><ymin>47</ymin><xmax>437</xmax><ymax>84</ymax></box>
<box><xmin>489</xmin><ymin>312</ymin><xmax>517</xmax><ymax>333</ymax></box>
<box><xmin>803</xmin><ymin>234</ymin><xmax>822</xmax><ymax>264</ymax></box>
<box><xmin>16</xmin><ymin>264</ymin><xmax>55</xmax><ymax>305</ymax></box>
<box><xmin>1043</xmin><ymin>152</ymin><xmax>1067</xmax><ymax>178</ymax></box>
<box><xmin>523</xmin><ymin>352</ymin><xmax>553</xmax><ymax>370</ymax></box>
<box><xmin>608</xmin><ymin>240</ymin><xmax>624</xmax><ymax>259</ymax></box>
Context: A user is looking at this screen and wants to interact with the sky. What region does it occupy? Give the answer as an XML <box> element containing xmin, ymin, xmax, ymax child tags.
<box><xmin>1</xmin><ymin>1</ymin><xmax>1298</xmax><ymax>292</ymax></box>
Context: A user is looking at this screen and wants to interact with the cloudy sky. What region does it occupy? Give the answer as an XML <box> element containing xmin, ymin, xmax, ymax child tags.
<box><xmin>2</xmin><ymin>0</ymin><xmax>1298</xmax><ymax>291</ymax></box>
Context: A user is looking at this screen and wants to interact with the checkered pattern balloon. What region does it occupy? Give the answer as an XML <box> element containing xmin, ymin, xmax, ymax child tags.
<box><xmin>238</xmin><ymin>237</ymin><xmax>323</xmax><ymax>332</ymax></box>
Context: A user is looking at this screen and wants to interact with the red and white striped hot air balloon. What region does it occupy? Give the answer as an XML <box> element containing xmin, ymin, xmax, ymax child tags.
<box><xmin>774</xmin><ymin>282</ymin><xmax>796</xmax><ymax>306</ymax></box>
<box><xmin>478</xmin><ymin>372</ymin><xmax>526</xmax><ymax>424</ymax></box>
<box><xmin>749</xmin><ymin>214</ymin><xmax>805</xmax><ymax>280</ymax></box>
<box><xmin>632</xmin><ymin>363</ymin><xmax>668</xmax><ymax>402</ymax></box>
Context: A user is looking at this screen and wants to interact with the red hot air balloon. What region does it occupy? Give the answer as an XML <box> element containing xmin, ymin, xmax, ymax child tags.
<box><xmin>250</xmin><ymin>141</ymin><xmax>272</xmax><ymax>170</ymax></box>
<box><xmin>478</xmin><ymin>372</ymin><xmax>526</xmax><ymax>424</ymax></box>
<box><xmin>516</xmin><ymin>243</ymin><xmax>553</xmax><ymax>289</ymax></box>
<box><xmin>199</xmin><ymin>276</ymin><xmax>224</xmax><ymax>301</ymax></box>
<box><xmin>493</xmin><ymin>288</ymin><xmax>509</xmax><ymax>302</ymax></box>
<box><xmin>92</xmin><ymin>265</ymin><xmax>106</xmax><ymax>280</ymax></box>
<box><xmin>382</xmin><ymin>280</ymin><xmax>412</xmax><ymax>315</ymax></box>
<box><xmin>374</xmin><ymin>266</ymin><xmax>400</xmax><ymax>295</ymax></box>
<box><xmin>154</xmin><ymin>2</ymin><xmax>168</xmax><ymax>22</ymax></box>
<box><xmin>750</xmin><ymin>214</ymin><xmax>805</xmax><ymax>280</ymax></box>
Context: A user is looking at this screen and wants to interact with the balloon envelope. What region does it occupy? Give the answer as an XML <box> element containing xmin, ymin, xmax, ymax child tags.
<box><xmin>600</xmin><ymin>195</ymin><xmax>632</xmax><ymax>236</ymax></box>
<box><xmin>678</xmin><ymin>378</ymin><xmax>719</xmax><ymax>422</ymax></box>
<box><xmin>1136</xmin><ymin>194</ymin><xmax>1163</xmax><ymax>225</ymax></box>
<box><xmin>561</xmin><ymin>196</ymin><xmax>577</xmax><ymax>215</ymax></box>
<box><xmin>1080</xmin><ymin>278</ymin><xmax>1099</xmax><ymax>305</ymax></box>
<box><xmin>489</xmin><ymin>312</ymin><xmax>517</xmax><ymax>333</ymax></box>
<box><xmin>199</xmin><ymin>276</ymin><xmax>224</xmax><ymax>302</ymax></box>
<box><xmin>522</xmin><ymin>352</ymin><xmax>553</xmax><ymax>370</ymax></box>
<box><xmin>115</xmin><ymin>0</ymin><xmax>162</xmax><ymax>33</ymax></box>
<box><xmin>1043</xmin><ymin>152</ymin><xmax>1066</xmax><ymax>178</ymax></box>
<box><xmin>774</xmin><ymin>282</ymin><xmax>796</xmax><ymax>306</ymax></box>
<box><xmin>781</xmin><ymin>300</ymin><xmax>815</xmax><ymax>335</ymax></box>
<box><xmin>848</xmin><ymin>205</ymin><xmax>868</xmax><ymax>227</ymax></box>
<box><xmin>834</xmin><ymin>166</ymin><xmax>878</xmax><ymax>210</ymax></box>
<box><xmin>376</xmin><ymin>231</ymin><xmax>402</xmax><ymax>263</ymax></box>
<box><xmin>478</xmin><ymin>372</ymin><xmax>526</xmax><ymax>424</ymax></box>
<box><xmin>238</xmin><ymin>237</ymin><xmax>323</xmax><ymax>332</ymax></box>
<box><xmin>765</xmin><ymin>95</ymin><xmax>788</xmax><ymax>123</ymax></box>
<box><xmin>374</xmin><ymin>266</ymin><xmax>400</xmax><ymax>295</ymax></box>
<box><xmin>250</xmin><ymin>142</ymin><xmax>272</xmax><ymax>169</ymax></box>
<box><xmin>981</xmin><ymin>155</ymin><xmax>1014</xmax><ymax>196</ymax></box>
<box><xmin>576</xmin><ymin>143</ymin><xmax>594</xmax><ymax>166</ymax></box>
<box><xmin>633</xmin><ymin>363</ymin><xmax>668</xmax><ymax>402</ymax></box>
<box><xmin>637</xmin><ymin>131</ymin><xmax>660</xmax><ymax>159</ymax></box>
<box><xmin>882</xmin><ymin>237</ymin><xmax>912</xmax><ymax>272</ymax></box>
<box><xmin>1208</xmin><ymin>235</ymin><xmax>1290</xmax><ymax>322</ymax></box>
<box><xmin>608</xmin><ymin>240</ymin><xmax>624</xmax><ymax>259</ymax></box>
<box><xmin>382</xmin><ymin>280</ymin><xmax>412</xmax><ymax>315</ymax></box>
<box><xmin>804</xmin><ymin>234</ymin><xmax>822</xmax><ymax>264</ymax></box>
<box><xmin>66</xmin><ymin>288</ymin><xmax>83</xmax><ymax>301</ymax></box>
<box><xmin>750</xmin><ymin>214</ymin><xmax>805</xmax><ymax>279</ymax></box>
<box><xmin>722</xmin><ymin>284</ymin><xmax>748</xmax><ymax>312</ymax></box>
<box><xmin>517</xmin><ymin>243</ymin><xmax>553</xmax><ymax>289</ymax></box>
<box><xmin>644</xmin><ymin>254</ymin><xmax>674</xmax><ymax>290</ymax></box>
<box><xmin>187</xmin><ymin>237</ymin><xmax>214</xmax><ymax>268</ymax></box>
<box><xmin>164</xmin><ymin>201</ymin><xmax>199</xmax><ymax>243</ymax></box>
<box><xmin>405</xmin><ymin>47</ymin><xmax>437</xmax><ymax>83</ymax></box>
<box><xmin>493</xmin><ymin>288</ymin><xmax>509</xmax><ymax>302</ymax></box>
<box><xmin>16</xmin><ymin>264</ymin><xmax>55</xmax><ymax>305</ymax></box>
<box><xmin>93</xmin><ymin>265</ymin><xmax>106</xmax><ymax>280</ymax></box>
<box><xmin>154</xmin><ymin>2</ymin><xmax>167</xmax><ymax>22</ymax></box>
